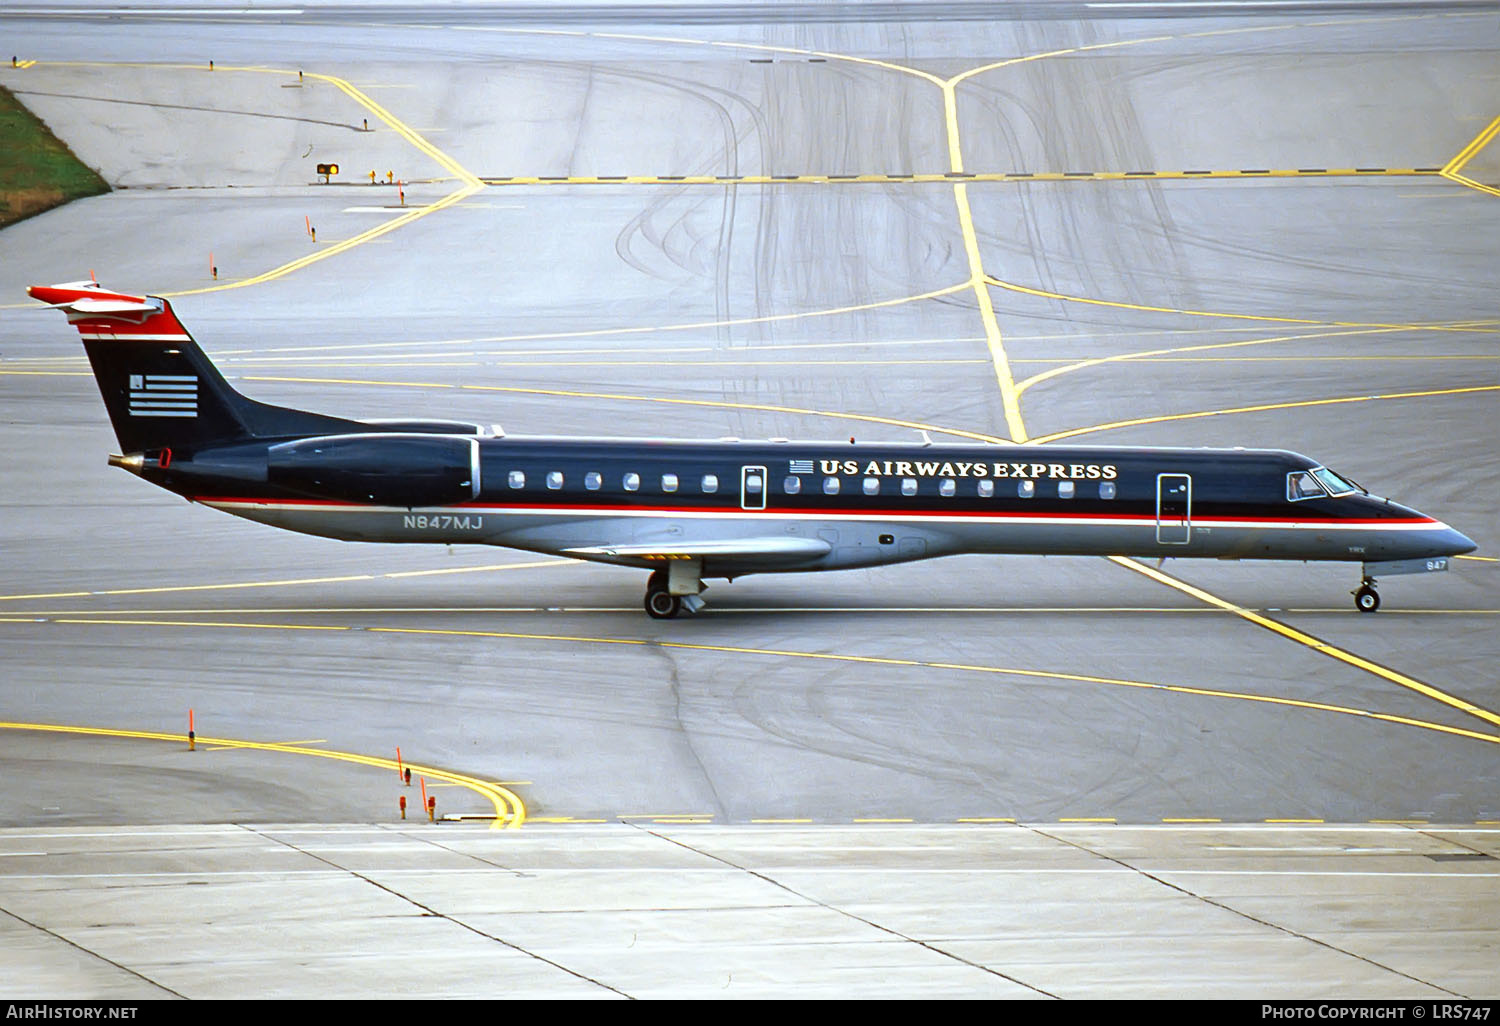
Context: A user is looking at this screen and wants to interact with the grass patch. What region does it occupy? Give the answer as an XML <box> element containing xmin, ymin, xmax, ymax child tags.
<box><xmin>0</xmin><ymin>84</ymin><xmax>110</xmax><ymax>229</ymax></box>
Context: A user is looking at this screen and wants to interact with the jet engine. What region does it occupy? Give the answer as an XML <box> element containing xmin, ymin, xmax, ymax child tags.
<box><xmin>267</xmin><ymin>433</ymin><xmax>480</xmax><ymax>506</ymax></box>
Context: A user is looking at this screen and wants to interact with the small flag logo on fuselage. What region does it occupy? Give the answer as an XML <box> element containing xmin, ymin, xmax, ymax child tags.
<box><xmin>789</xmin><ymin>459</ymin><xmax>813</xmax><ymax>474</ymax></box>
<box><xmin>128</xmin><ymin>373</ymin><xmax>198</xmax><ymax>418</ymax></box>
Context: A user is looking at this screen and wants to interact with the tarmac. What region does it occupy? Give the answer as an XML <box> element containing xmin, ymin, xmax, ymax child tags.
<box><xmin>0</xmin><ymin>0</ymin><xmax>1496</xmax><ymax>999</ymax></box>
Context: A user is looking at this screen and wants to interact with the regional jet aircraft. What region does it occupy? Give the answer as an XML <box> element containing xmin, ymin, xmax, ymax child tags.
<box><xmin>30</xmin><ymin>281</ymin><xmax>1476</xmax><ymax>617</ymax></box>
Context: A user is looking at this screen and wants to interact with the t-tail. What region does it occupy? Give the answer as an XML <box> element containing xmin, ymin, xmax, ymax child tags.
<box><xmin>27</xmin><ymin>280</ymin><xmax>361</xmax><ymax>455</ymax></box>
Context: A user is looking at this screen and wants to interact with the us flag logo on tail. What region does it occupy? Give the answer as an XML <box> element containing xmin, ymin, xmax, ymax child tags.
<box><xmin>128</xmin><ymin>373</ymin><xmax>198</xmax><ymax>418</ymax></box>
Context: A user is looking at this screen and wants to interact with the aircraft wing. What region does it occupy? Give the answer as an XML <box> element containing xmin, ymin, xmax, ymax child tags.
<box><xmin>563</xmin><ymin>536</ymin><xmax>830</xmax><ymax>567</ymax></box>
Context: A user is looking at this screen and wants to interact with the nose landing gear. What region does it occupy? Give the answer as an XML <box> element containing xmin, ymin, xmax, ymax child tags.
<box><xmin>1353</xmin><ymin>579</ymin><xmax>1380</xmax><ymax>613</ymax></box>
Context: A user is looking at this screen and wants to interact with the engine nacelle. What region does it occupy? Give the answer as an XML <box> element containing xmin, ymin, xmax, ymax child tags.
<box><xmin>267</xmin><ymin>433</ymin><xmax>480</xmax><ymax>507</ymax></box>
<box><xmin>359</xmin><ymin>419</ymin><xmax>502</xmax><ymax>437</ymax></box>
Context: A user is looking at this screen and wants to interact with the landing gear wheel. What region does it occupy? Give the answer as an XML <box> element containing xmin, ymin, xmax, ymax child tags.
<box><xmin>645</xmin><ymin>584</ymin><xmax>681</xmax><ymax>619</ymax></box>
<box><xmin>1354</xmin><ymin>585</ymin><xmax>1380</xmax><ymax>613</ymax></box>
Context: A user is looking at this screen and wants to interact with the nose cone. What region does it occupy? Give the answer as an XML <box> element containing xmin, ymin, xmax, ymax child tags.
<box><xmin>1434</xmin><ymin>524</ymin><xmax>1478</xmax><ymax>557</ymax></box>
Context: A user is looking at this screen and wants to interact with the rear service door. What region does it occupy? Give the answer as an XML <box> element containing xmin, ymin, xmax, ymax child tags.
<box><xmin>1156</xmin><ymin>473</ymin><xmax>1191</xmax><ymax>544</ymax></box>
<box><xmin>741</xmin><ymin>465</ymin><xmax>767</xmax><ymax>510</ymax></box>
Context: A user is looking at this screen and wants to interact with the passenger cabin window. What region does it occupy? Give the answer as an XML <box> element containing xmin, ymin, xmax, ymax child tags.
<box><xmin>546</xmin><ymin>471</ymin><xmax>563</xmax><ymax>490</ymax></box>
<box><xmin>823</xmin><ymin>477</ymin><xmax>840</xmax><ymax>495</ymax></box>
<box><xmin>1100</xmin><ymin>482</ymin><xmax>1117</xmax><ymax>500</ymax></box>
<box><xmin>1287</xmin><ymin>471</ymin><xmax>1325</xmax><ymax>501</ymax></box>
<box><xmin>863</xmin><ymin>477</ymin><xmax>880</xmax><ymax>496</ymax></box>
<box><xmin>508</xmin><ymin>470</ymin><xmax>525</xmax><ymax>489</ymax></box>
<box><xmin>584</xmin><ymin>472</ymin><xmax>602</xmax><ymax>491</ymax></box>
<box><xmin>662</xmin><ymin>473</ymin><xmax>679</xmax><ymax>493</ymax></box>
<box><xmin>783</xmin><ymin>476</ymin><xmax>801</xmax><ymax>494</ymax></box>
<box><xmin>939</xmin><ymin>479</ymin><xmax>956</xmax><ymax>497</ymax></box>
<box><xmin>1018</xmin><ymin>480</ymin><xmax>1035</xmax><ymax>498</ymax></box>
<box><xmin>624</xmin><ymin>472</ymin><xmax>640</xmax><ymax>492</ymax></box>
<box><xmin>702</xmin><ymin>474</ymin><xmax>718</xmax><ymax>493</ymax></box>
<box><xmin>977</xmin><ymin>480</ymin><xmax>994</xmax><ymax>498</ymax></box>
<box><xmin>1058</xmin><ymin>481</ymin><xmax>1075</xmax><ymax>499</ymax></box>
<box><xmin>901</xmin><ymin>478</ymin><xmax>918</xmax><ymax>496</ymax></box>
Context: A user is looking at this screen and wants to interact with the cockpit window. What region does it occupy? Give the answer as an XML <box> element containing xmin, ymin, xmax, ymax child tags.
<box><xmin>1311</xmin><ymin>467</ymin><xmax>1356</xmax><ymax>496</ymax></box>
<box><xmin>1287</xmin><ymin>471</ymin><xmax>1327</xmax><ymax>501</ymax></box>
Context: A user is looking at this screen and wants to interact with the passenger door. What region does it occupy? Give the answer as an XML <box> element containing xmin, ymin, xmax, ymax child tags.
<box><xmin>740</xmin><ymin>465</ymin><xmax>767</xmax><ymax>511</ymax></box>
<box><xmin>1156</xmin><ymin>474</ymin><xmax>1191</xmax><ymax>544</ymax></box>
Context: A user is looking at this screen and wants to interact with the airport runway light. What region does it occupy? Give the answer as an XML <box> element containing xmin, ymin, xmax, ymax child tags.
<box><xmin>399</xmin><ymin>795</ymin><xmax>407</xmax><ymax>820</ymax></box>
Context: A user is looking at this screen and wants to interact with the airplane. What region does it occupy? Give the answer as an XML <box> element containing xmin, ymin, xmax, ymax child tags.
<box><xmin>28</xmin><ymin>280</ymin><xmax>1477</xmax><ymax>618</ymax></box>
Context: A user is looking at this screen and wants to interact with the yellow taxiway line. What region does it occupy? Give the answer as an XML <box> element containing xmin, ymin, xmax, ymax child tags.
<box><xmin>0</xmin><ymin>720</ymin><xmax>525</xmax><ymax>829</ymax></box>
<box><xmin>480</xmin><ymin>168</ymin><xmax>1441</xmax><ymax>187</ymax></box>
<box><xmin>0</xmin><ymin>559</ymin><xmax>575</xmax><ymax>604</ymax></box>
<box><xmin>1028</xmin><ymin>384</ymin><xmax>1500</xmax><ymax>444</ymax></box>
<box><xmin>1440</xmin><ymin>114</ymin><xmax>1500</xmax><ymax>198</ymax></box>
<box><xmin>5</xmin><ymin>616</ymin><xmax>1497</xmax><ymax>750</ymax></box>
<box><xmin>8</xmin><ymin>61</ymin><xmax>481</xmax><ymax>303</ymax></box>
<box><xmin>241</xmin><ymin>374</ymin><xmax>1009</xmax><ymax>445</ymax></box>
<box><xmin>1106</xmin><ymin>558</ymin><xmax>1500</xmax><ymax>733</ymax></box>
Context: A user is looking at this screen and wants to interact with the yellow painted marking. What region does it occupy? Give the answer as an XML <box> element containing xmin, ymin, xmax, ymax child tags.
<box><xmin>242</xmin><ymin>374</ymin><xmax>1008</xmax><ymax>444</ymax></box>
<box><xmin>987</xmin><ymin>275</ymin><xmax>1491</xmax><ymax>333</ymax></box>
<box><xmin>1267</xmin><ymin>819</ymin><xmax>1326</xmax><ymax>824</ymax></box>
<box><xmin>1017</xmin><ymin>325</ymin><xmax>1407</xmax><ymax>397</ymax></box>
<box><xmin>1029</xmin><ymin>385</ymin><xmax>1500</xmax><ymax>443</ymax></box>
<box><xmin>1458</xmin><ymin>555</ymin><xmax>1498</xmax><ymax>563</ymax></box>
<box><xmin>953</xmin><ymin>183</ymin><xmax>1025</xmax><ymax>441</ymax></box>
<box><xmin>1440</xmin><ymin>113</ymin><xmax>1500</xmax><ymax>198</ymax></box>
<box><xmin>20</xmin><ymin>61</ymin><xmax>481</xmax><ymax>300</ymax></box>
<box><xmin>11</xmin><ymin>616</ymin><xmax>1500</xmax><ymax>748</ymax></box>
<box><xmin>0</xmin><ymin>720</ymin><xmax>523</xmax><ymax>829</ymax></box>
<box><xmin>1106</xmin><ymin>557</ymin><xmax>1500</xmax><ymax>732</ymax></box>
<box><xmin>1059</xmin><ymin>818</ymin><xmax>1117</xmax><ymax>823</ymax></box>
<box><xmin>0</xmin><ymin>558</ymin><xmax>574</xmax><ymax>603</ymax></box>
<box><xmin>481</xmin><ymin>168</ymin><xmax>1437</xmax><ymax>187</ymax></box>
<box><xmin>237</xmin><ymin>357</ymin><xmax>991</xmax><ymax>371</ymax></box>
<box><xmin>528</xmin><ymin>817</ymin><xmax>609</xmax><ymax>824</ymax></box>
<box><xmin>250</xmin><ymin>282</ymin><xmax>971</xmax><ymax>356</ymax></box>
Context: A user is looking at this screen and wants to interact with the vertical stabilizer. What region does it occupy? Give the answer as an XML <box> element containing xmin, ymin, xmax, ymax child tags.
<box><xmin>29</xmin><ymin>281</ymin><xmax>359</xmax><ymax>453</ymax></box>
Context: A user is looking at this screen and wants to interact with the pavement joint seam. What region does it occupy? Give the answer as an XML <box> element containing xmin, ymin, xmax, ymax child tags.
<box><xmin>640</xmin><ymin>825</ymin><xmax>1061</xmax><ymax>997</ymax></box>
<box><xmin>1026</xmin><ymin>824</ymin><xmax>1468</xmax><ymax>999</ymax></box>
<box><xmin>0</xmin><ymin>900</ymin><xmax>185</xmax><ymax>999</ymax></box>
<box><xmin>241</xmin><ymin>824</ymin><xmax>632</xmax><ymax>998</ymax></box>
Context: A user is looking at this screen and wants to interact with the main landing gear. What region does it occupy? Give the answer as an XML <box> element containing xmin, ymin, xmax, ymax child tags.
<box><xmin>643</xmin><ymin>565</ymin><xmax>707</xmax><ymax>620</ymax></box>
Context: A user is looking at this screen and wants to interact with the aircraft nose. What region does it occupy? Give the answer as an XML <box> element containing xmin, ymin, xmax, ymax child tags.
<box><xmin>1434</xmin><ymin>524</ymin><xmax>1478</xmax><ymax>557</ymax></box>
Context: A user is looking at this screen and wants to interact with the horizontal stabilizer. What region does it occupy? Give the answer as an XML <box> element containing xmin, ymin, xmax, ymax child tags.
<box><xmin>29</xmin><ymin>281</ymin><xmax>188</xmax><ymax>337</ymax></box>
